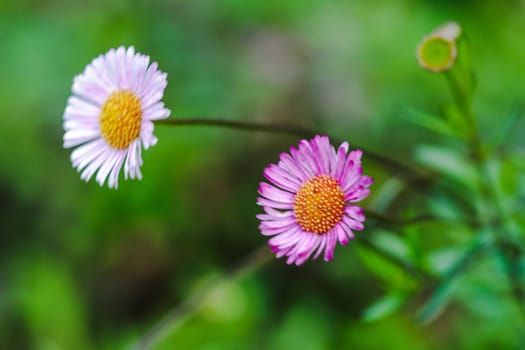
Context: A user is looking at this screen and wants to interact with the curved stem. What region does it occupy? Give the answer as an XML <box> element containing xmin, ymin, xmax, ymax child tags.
<box><xmin>129</xmin><ymin>245</ymin><xmax>273</xmax><ymax>350</ymax></box>
<box><xmin>365</xmin><ymin>209</ymin><xmax>480</xmax><ymax>228</ymax></box>
<box><xmin>130</xmin><ymin>208</ymin><xmax>436</xmax><ymax>350</ymax></box>
<box><xmin>155</xmin><ymin>118</ymin><xmax>315</xmax><ymax>138</ymax></box>
<box><xmin>155</xmin><ymin>118</ymin><xmax>430</xmax><ymax>184</ymax></box>
<box><xmin>365</xmin><ymin>209</ymin><xmax>441</xmax><ymax>227</ymax></box>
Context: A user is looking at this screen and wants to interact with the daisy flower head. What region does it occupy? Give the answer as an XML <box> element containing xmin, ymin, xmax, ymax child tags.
<box><xmin>256</xmin><ymin>136</ymin><xmax>374</xmax><ymax>266</ymax></box>
<box><xmin>63</xmin><ymin>46</ymin><xmax>170</xmax><ymax>189</ymax></box>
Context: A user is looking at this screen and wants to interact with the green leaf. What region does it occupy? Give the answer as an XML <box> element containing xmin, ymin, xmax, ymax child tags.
<box><xmin>402</xmin><ymin>107</ymin><xmax>460</xmax><ymax>138</ymax></box>
<box><xmin>496</xmin><ymin>157</ymin><xmax>519</xmax><ymax>196</ymax></box>
<box><xmin>427</xmin><ymin>192</ymin><xmax>471</xmax><ymax>222</ymax></box>
<box><xmin>362</xmin><ymin>292</ymin><xmax>406</xmax><ymax>322</ymax></box>
<box><xmin>367</xmin><ymin>178</ymin><xmax>404</xmax><ymax>213</ymax></box>
<box><xmin>416</xmin><ymin>277</ymin><xmax>459</xmax><ymax>324</ymax></box>
<box><xmin>370</xmin><ymin>230</ymin><xmax>414</xmax><ymax>265</ymax></box>
<box><xmin>425</xmin><ymin>246</ymin><xmax>468</xmax><ymax>276</ymax></box>
<box><xmin>490</xmin><ymin>103</ymin><xmax>524</xmax><ymax>150</ymax></box>
<box><xmin>418</xmin><ymin>234</ymin><xmax>491</xmax><ymax>324</ymax></box>
<box><xmin>414</xmin><ymin>144</ymin><xmax>478</xmax><ymax>192</ymax></box>
<box><xmin>356</xmin><ymin>244</ymin><xmax>417</xmax><ymax>290</ymax></box>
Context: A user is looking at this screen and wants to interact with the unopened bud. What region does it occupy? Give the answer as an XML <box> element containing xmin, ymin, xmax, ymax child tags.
<box><xmin>417</xmin><ymin>22</ymin><xmax>461</xmax><ymax>73</ymax></box>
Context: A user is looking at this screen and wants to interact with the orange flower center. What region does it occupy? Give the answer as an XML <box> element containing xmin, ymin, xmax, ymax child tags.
<box><xmin>293</xmin><ymin>175</ymin><xmax>345</xmax><ymax>234</ymax></box>
<box><xmin>100</xmin><ymin>90</ymin><xmax>142</xmax><ymax>149</ymax></box>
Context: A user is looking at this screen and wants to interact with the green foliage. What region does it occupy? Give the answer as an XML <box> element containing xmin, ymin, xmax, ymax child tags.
<box><xmin>362</xmin><ymin>292</ymin><xmax>406</xmax><ymax>322</ymax></box>
<box><xmin>11</xmin><ymin>256</ymin><xmax>89</xmax><ymax>350</ymax></box>
<box><xmin>402</xmin><ymin>107</ymin><xmax>462</xmax><ymax>139</ymax></box>
<box><xmin>1</xmin><ymin>1</ymin><xmax>525</xmax><ymax>350</ymax></box>
<box><xmin>357</xmin><ymin>242</ymin><xmax>417</xmax><ymax>290</ymax></box>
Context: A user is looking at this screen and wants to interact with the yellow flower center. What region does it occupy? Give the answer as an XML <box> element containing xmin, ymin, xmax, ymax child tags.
<box><xmin>100</xmin><ymin>90</ymin><xmax>142</xmax><ymax>149</ymax></box>
<box><xmin>293</xmin><ymin>175</ymin><xmax>345</xmax><ymax>234</ymax></box>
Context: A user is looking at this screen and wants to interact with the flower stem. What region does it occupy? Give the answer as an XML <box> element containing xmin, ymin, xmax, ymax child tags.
<box><xmin>364</xmin><ymin>209</ymin><xmax>441</xmax><ymax>226</ymax></box>
<box><xmin>478</xmin><ymin>162</ymin><xmax>525</xmax><ymax>321</ymax></box>
<box><xmin>445</xmin><ymin>67</ymin><xmax>525</xmax><ymax>322</ymax></box>
<box><xmin>444</xmin><ymin>71</ymin><xmax>483</xmax><ymax>160</ymax></box>
<box><xmin>155</xmin><ymin>118</ymin><xmax>315</xmax><ymax>138</ymax></box>
<box><xmin>129</xmin><ymin>208</ymin><xmax>434</xmax><ymax>349</ymax></box>
<box><xmin>155</xmin><ymin>118</ymin><xmax>427</xmax><ymax>183</ymax></box>
<box><xmin>497</xmin><ymin>238</ymin><xmax>525</xmax><ymax>319</ymax></box>
<box><xmin>417</xmin><ymin>233</ymin><xmax>491</xmax><ymax>323</ymax></box>
<box><xmin>129</xmin><ymin>245</ymin><xmax>273</xmax><ymax>350</ymax></box>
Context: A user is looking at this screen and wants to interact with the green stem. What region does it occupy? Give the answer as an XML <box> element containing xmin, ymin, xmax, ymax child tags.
<box><xmin>417</xmin><ymin>233</ymin><xmax>491</xmax><ymax>323</ymax></box>
<box><xmin>479</xmin><ymin>162</ymin><xmax>525</xmax><ymax>320</ymax></box>
<box><xmin>154</xmin><ymin>118</ymin><xmax>426</xmax><ymax>182</ymax></box>
<box><xmin>359</xmin><ymin>238</ymin><xmax>424</xmax><ymax>279</ymax></box>
<box><xmin>497</xmin><ymin>238</ymin><xmax>525</xmax><ymax>318</ymax></box>
<box><xmin>445</xmin><ymin>70</ymin><xmax>525</xmax><ymax>321</ymax></box>
<box><xmin>130</xmin><ymin>209</ymin><xmax>435</xmax><ymax>349</ymax></box>
<box><xmin>129</xmin><ymin>245</ymin><xmax>273</xmax><ymax>350</ymax></box>
<box><xmin>364</xmin><ymin>209</ymin><xmax>441</xmax><ymax>227</ymax></box>
<box><xmin>493</xmin><ymin>102</ymin><xmax>525</xmax><ymax>153</ymax></box>
<box><xmin>444</xmin><ymin>71</ymin><xmax>483</xmax><ymax>161</ymax></box>
<box><xmin>155</xmin><ymin>118</ymin><xmax>315</xmax><ymax>138</ymax></box>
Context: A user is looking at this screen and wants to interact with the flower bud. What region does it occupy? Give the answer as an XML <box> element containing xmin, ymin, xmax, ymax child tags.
<box><xmin>417</xmin><ymin>22</ymin><xmax>461</xmax><ymax>73</ymax></box>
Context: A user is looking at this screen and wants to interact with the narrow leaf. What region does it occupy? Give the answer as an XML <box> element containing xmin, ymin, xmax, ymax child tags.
<box><xmin>402</xmin><ymin>107</ymin><xmax>459</xmax><ymax>138</ymax></box>
<box><xmin>362</xmin><ymin>292</ymin><xmax>406</xmax><ymax>322</ymax></box>
<box><xmin>414</xmin><ymin>144</ymin><xmax>478</xmax><ymax>192</ymax></box>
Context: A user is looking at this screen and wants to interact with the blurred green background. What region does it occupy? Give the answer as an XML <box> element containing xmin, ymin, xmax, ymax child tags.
<box><xmin>1</xmin><ymin>0</ymin><xmax>525</xmax><ymax>349</ymax></box>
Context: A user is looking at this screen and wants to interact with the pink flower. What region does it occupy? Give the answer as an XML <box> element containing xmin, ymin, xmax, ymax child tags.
<box><xmin>63</xmin><ymin>46</ymin><xmax>170</xmax><ymax>188</ymax></box>
<box><xmin>257</xmin><ymin>136</ymin><xmax>373</xmax><ymax>265</ymax></box>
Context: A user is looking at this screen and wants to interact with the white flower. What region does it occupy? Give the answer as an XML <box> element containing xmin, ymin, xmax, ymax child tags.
<box><xmin>63</xmin><ymin>46</ymin><xmax>170</xmax><ymax>188</ymax></box>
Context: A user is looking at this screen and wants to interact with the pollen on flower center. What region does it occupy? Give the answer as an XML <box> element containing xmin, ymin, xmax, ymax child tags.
<box><xmin>100</xmin><ymin>90</ymin><xmax>142</xmax><ymax>149</ymax></box>
<box><xmin>293</xmin><ymin>175</ymin><xmax>345</xmax><ymax>234</ymax></box>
